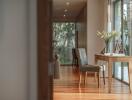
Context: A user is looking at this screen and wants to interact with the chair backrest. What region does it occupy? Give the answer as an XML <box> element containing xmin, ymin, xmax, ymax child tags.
<box><xmin>76</xmin><ymin>48</ymin><xmax>88</xmax><ymax>66</ymax></box>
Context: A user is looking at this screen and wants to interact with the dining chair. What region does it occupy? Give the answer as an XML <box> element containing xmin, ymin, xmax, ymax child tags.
<box><xmin>76</xmin><ymin>48</ymin><xmax>105</xmax><ymax>87</ymax></box>
<box><xmin>72</xmin><ymin>48</ymin><xmax>78</xmax><ymax>69</ymax></box>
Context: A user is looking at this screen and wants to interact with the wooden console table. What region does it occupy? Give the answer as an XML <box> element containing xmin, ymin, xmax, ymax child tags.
<box><xmin>95</xmin><ymin>54</ymin><xmax>132</xmax><ymax>93</ymax></box>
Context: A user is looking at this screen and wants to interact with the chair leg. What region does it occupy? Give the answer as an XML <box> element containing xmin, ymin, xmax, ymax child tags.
<box><xmin>94</xmin><ymin>72</ymin><xmax>97</xmax><ymax>81</ymax></box>
<box><xmin>97</xmin><ymin>72</ymin><xmax>100</xmax><ymax>88</ymax></box>
<box><xmin>75</xmin><ymin>59</ymin><xmax>77</xmax><ymax>69</ymax></box>
<box><xmin>85</xmin><ymin>72</ymin><xmax>87</xmax><ymax>84</ymax></box>
<box><xmin>72</xmin><ymin>58</ymin><xmax>74</xmax><ymax>68</ymax></box>
<box><xmin>84</xmin><ymin>72</ymin><xmax>85</xmax><ymax>85</ymax></box>
<box><xmin>72</xmin><ymin>57</ymin><xmax>77</xmax><ymax>69</ymax></box>
<box><xmin>79</xmin><ymin>72</ymin><xmax>82</xmax><ymax>85</ymax></box>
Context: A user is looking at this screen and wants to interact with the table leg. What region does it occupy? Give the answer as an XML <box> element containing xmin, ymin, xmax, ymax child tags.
<box><xmin>128</xmin><ymin>61</ymin><xmax>132</xmax><ymax>93</ymax></box>
<box><xmin>108</xmin><ymin>61</ymin><xmax>112</xmax><ymax>93</ymax></box>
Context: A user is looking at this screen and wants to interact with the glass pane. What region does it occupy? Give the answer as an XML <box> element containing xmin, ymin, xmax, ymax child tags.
<box><xmin>123</xmin><ymin>0</ymin><xmax>129</xmax><ymax>55</ymax></box>
<box><xmin>115</xmin><ymin>62</ymin><xmax>122</xmax><ymax>79</ymax></box>
<box><xmin>114</xmin><ymin>1</ymin><xmax>122</xmax><ymax>79</ymax></box>
<box><xmin>122</xmin><ymin>0</ymin><xmax>132</xmax><ymax>83</ymax></box>
<box><xmin>123</xmin><ymin>65</ymin><xmax>129</xmax><ymax>82</ymax></box>
<box><xmin>53</xmin><ymin>22</ymin><xmax>75</xmax><ymax>64</ymax></box>
<box><xmin>115</xmin><ymin>1</ymin><xmax>121</xmax><ymax>33</ymax></box>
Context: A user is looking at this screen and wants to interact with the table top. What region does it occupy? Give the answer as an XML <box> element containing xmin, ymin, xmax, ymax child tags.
<box><xmin>95</xmin><ymin>53</ymin><xmax>132</xmax><ymax>57</ymax></box>
<box><xmin>95</xmin><ymin>53</ymin><xmax>132</xmax><ymax>62</ymax></box>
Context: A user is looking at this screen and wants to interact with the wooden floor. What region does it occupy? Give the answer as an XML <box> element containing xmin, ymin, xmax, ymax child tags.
<box><xmin>54</xmin><ymin>66</ymin><xmax>132</xmax><ymax>100</ymax></box>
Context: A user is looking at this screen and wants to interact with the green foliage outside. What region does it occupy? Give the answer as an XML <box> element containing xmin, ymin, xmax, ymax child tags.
<box><xmin>123</xmin><ymin>4</ymin><xmax>129</xmax><ymax>55</ymax></box>
<box><xmin>53</xmin><ymin>22</ymin><xmax>75</xmax><ymax>64</ymax></box>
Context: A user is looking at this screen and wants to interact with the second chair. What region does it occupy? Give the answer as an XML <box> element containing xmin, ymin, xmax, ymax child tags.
<box><xmin>76</xmin><ymin>48</ymin><xmax>105</xmax><ymax>87</ymax></box>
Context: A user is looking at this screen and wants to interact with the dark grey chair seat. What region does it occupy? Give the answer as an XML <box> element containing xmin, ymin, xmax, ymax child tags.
<box><xmin>80</xmin><ymin>64</ymin><xmax>100</xmax><ymax>72</ymax></box>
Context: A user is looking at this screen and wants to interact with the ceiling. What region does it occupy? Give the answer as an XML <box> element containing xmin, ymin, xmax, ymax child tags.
<box><xmin>53</xmin><ymin>0</ymin><xmax>87</xmax><ymax>22</ymax></box>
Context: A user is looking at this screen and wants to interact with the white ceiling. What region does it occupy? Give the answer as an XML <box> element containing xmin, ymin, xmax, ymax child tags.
<box><xmin>53</xmin><ymin>0</ymin><xmax>87</xmax><ymax>22</ymax></box>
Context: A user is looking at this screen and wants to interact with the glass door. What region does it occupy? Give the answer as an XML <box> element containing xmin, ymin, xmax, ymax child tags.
<box><xmin>122</xmin><ymin>0</ymin><xmax>132</xmax><ymax>83</ymax></box>
<box><xmin>114</xmin><ymin>0</ymin><xmax>122</xmax><ymax>80</ymax></box>
<box><xmin>113</xmin><ymin>0</ymin><xmax>132</xmax><ymax>83</ymax></box>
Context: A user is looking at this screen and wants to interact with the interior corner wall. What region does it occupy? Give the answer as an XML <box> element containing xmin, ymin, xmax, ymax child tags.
<box><xmin>87</xmin><ymin>0</ymin><xmax>107</xmax><ymax>64</ymax></box>
<box><xmin>76</xmin><ymin>4</ymin><xmax>87</xmax><ymax>49</ymax></box>
<box><xmin>0</xmin><ymin>0</ymin><xmax>37</xmax><ymax>100</ymax></box>
<box><xmin>29</xmin><ymin>0</ymin><xmax>37</xmax><ymax>100</ymax></box>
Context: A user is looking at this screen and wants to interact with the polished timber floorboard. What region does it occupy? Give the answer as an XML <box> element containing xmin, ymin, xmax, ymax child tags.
<box><xmin>54</xmin><ymin>66</ymin><xmax>132</xmax><ymax>100</ymax></box>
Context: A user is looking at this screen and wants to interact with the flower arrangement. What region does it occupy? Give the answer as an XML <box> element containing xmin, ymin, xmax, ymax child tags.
<box><xmin>96</xmin><ymin>30</ymin><xmax>118</xmax><ymax>42</ymax></box>
<box><xmin>96</xmin><ymin>30</ymin><xmax>118</xmax><ymax>53</ymax></box>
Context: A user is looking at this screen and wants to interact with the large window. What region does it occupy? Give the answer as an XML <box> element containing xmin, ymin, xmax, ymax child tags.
<box><xmin>53</xmin><ymin>22</ymin><xmax>75</xmax><ymax>65</ymax></box>
<box><xmin>113</xmin><ymin>0</ymin><xmax>132</xmax><ymax>83</ymax></box>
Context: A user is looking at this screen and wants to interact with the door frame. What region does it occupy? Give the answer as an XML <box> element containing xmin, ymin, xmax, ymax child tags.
<box><xmin>37</xmin><ymin>0</ymin><xmax>53</xmax><ymax>100</ymax></box>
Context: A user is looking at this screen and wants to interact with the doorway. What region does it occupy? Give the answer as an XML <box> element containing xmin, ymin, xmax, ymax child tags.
<box><xmin>53</xmin><ymin>22</ymin><xmax>75</xmax><ymax>65</ymax></box>
<box><xmin>52</xmin><ymin>0</ymin><xmax>87</xmax><ymax>98</ymax></box>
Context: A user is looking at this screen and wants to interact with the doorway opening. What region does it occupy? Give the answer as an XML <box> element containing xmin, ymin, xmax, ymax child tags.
<box><xmin>52</xmin><ymin>0</ymin><xmax>87</xmax><ymax>97</ymax></box>
<box><xmin>53</xmin><ymin>22</ymin><xmax>75</xmax><ymax>65</ymax></box>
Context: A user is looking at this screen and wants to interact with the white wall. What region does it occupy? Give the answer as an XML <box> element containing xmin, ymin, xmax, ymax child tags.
<box><xmin>0</xmin><ymin>0</ymin><xmax>37</xmax><ymax>100</ymax></box>
<box><xmin>29</xmin><ymin>0</ymin><xmax>37</xmax><ymax>100</ymax></box>
<box><xmin>87</xmin><ymin>0</ymin><xmax>107</xmax><ymax>64</ymax></box>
